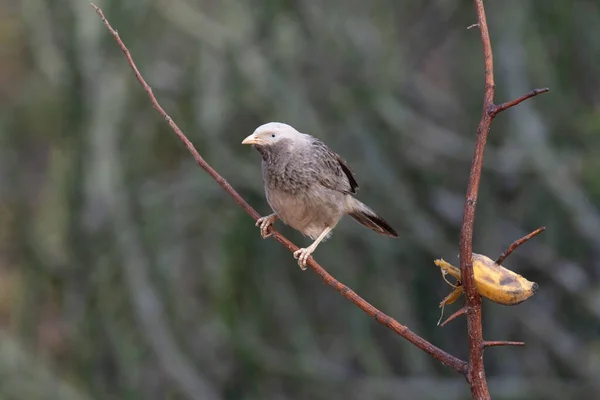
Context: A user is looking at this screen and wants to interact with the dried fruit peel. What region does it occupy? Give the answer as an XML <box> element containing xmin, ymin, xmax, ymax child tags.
<box><xmin>435</xmin><ymin>253</ymin><xmax>538</xmax><ymax>306</ymax></box>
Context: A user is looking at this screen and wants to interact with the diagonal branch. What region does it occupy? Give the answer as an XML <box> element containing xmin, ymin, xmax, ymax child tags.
<box><xmin>440</xmin><ymin>306</ymin><xmax>467</xmax><ymax>327</ymax></box>
<box><xmin>496</xmin><ymin>227</ymin><xmax>546</xmax><ymax>265</ymax></box>
<box><xmin>460</xmin><ymin>1</ymin><xmax>549</xmax><ymax>399</ymax></box>
<box><xmin>492</xmin><ymin>88</ymin><xmax>549</xmax><ymax>116</ymax></box>
<box><xmin>90</xmin><ymin>3</ymin><xmax>467</xmax><ymax>376</ymax></box>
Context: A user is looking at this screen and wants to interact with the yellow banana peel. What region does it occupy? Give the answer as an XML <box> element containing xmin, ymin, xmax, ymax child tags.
<box><xmin>435</xmin><ymin>253</ymin><xmax>538</xmax><ymax>307</ymax></box>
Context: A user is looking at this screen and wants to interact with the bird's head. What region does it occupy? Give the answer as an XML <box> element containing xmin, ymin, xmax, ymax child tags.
<box><xmin>242</xmin><ymin>122</ymin><xmax>301</xmax><ymax>150</ymax></box>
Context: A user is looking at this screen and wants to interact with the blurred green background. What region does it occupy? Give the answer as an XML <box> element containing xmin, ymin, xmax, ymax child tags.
<box><xmin>1</xmin><ymin>0</ymin><xmax>600</xmax><ymax>399</ymax></box>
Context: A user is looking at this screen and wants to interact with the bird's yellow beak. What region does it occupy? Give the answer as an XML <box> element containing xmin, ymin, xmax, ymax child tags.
<box><xmin>242</xmin><ymin>133</ymin><xmax>262</xmax><ymax>145</ymax></box>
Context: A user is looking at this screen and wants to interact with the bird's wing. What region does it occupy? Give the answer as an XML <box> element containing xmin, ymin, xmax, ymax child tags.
<box><xmin>310</xmin><ymin>139</ymin><xmax>359</xmax><ymax>194</ymax></box>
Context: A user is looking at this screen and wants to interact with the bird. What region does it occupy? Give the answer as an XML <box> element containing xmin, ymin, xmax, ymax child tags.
<box><xmin>242</xmin><ymin>122</ymin><xmax>398</xmax><ymax>269</ymax></box>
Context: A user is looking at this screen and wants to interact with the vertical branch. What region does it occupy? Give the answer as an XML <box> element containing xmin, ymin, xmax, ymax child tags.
<box><xmin>460</xmin><ymin>1</ymin><xmax>548</xmax><ymax>399</ymax></box>
<box><xmin>458</xmin><ymin>1</ymin><xmax>495</xmax><ymax>398</ymax></box>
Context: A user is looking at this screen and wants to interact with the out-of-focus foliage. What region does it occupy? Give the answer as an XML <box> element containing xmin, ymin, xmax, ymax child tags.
<box><xmin>1</xmin><ymin>0</ymin><xmax>599</xmax><ymax>399</ymax></box>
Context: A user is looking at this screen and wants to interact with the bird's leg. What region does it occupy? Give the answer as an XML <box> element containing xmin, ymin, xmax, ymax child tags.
<box><xmin>293</xmin><ymin>227</ymin><xmax>332</xmax><ymax>270</ymax></box>
<box><xmin>256</xmin><ymin>213</ymin><xmax>278</xmax><ymax>238</ymax></box>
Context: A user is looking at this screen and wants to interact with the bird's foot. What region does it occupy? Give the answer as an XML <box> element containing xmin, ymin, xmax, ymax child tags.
<box><xmin>256</xmin><ymin>214</ymin><xmax>277</xmax><ymax>238</ymax></box>
<box><xmin>293</xmin><ymin>248</ymin><xmax>314</xmax><ymax>270</ymax></box>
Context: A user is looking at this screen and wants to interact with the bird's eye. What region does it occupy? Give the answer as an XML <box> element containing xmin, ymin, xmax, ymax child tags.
<box><xmin>271</xmin><ymin>134</ymin><xmax>276</xmax><ymax>138</ymax></box>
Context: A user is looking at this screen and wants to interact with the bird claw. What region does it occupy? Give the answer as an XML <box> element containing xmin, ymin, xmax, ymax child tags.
<box><xmin>256</xmin><ymin>215</ymin><xmax>276</xmax><ymax>239</ymax></box>
<box><xmin>293</xmin><ymin>248</ymin><xmax>312</xmax><ymax>270</ymax></box>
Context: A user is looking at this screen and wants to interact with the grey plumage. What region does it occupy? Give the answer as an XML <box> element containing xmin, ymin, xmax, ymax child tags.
<box><xmin>242</xmin><ymin>122</ymin><xmax>397</xmax><ymax>269</ymax></box>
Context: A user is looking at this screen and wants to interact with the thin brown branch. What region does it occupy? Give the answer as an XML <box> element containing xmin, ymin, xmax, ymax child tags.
<box><xmin>460</xmin><ymin>1</ymin><xmax>548</xmax><ymax>398</ymax></box>
<box><xmin>91</xmin><ymin>3</ymin><xmax>467</xmax><ymax>376</ymax></box>
<box><xmin>440</xmin><ymin>306</ymin><xmax>467</xmax><ymax>327</ymax></box>
<box><xmin>492</xmin><ymin>88</ymin><xmax>550</xmax><ymax>115</ymax></box>
<box><xmin>459</xmin><ymin>1</ymin><xmax>495</xmax><ymax>397</ymax></box>
<box><xmin>482</xmin><ymin>341</ymin><xmax>525</xmax><ymax>349</ymax></box>
<box><xmin>496</xmin><ymin>227</ymin><xmax>546</xmax><ymax>265</ymax></box>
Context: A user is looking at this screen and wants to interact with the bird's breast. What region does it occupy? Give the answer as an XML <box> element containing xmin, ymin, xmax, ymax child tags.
<box><xmin>262</xmin><ymin>158</ymin><xmax>315</xmax><ymax>195</ymax></box>
<box><xmin>265</xmin><ymin>188</ymin><xmax>341</xmax><ymax>237</ymax></box>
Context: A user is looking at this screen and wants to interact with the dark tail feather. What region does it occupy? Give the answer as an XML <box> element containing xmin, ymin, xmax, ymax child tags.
<box><xmin>348</xmin><ymin>199</ymin><xmax>398</xmax><ymax>238</ymax></box>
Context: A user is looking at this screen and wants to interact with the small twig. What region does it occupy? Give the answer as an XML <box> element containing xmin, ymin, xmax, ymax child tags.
<box><xmin>492</xmin><ymin>88</ymin><xmax>550</xmax><ymax>116</ymax></box>
<box><xmin>440</xmin><ymin>306</ymin><xmax>467</xmax><ymax>327</ymax></box>
<box><xmin>496</xmin><ymin>227</ymin><xmax>546</xmax><ymax>265</ymax></box>
<box><xmin>482</xmin><ymin>341</ymin><xmax>525</xmax><ymax>349</ymax></box>
<box><xmin>467</xmin><ymin>23</ymin><xmax>480</xmax><ymax>30</ymax></box>
<box><xmin>90</xmin><ymin>3</ymin><xmax>468</xmax><ymax>376</ymax></box>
